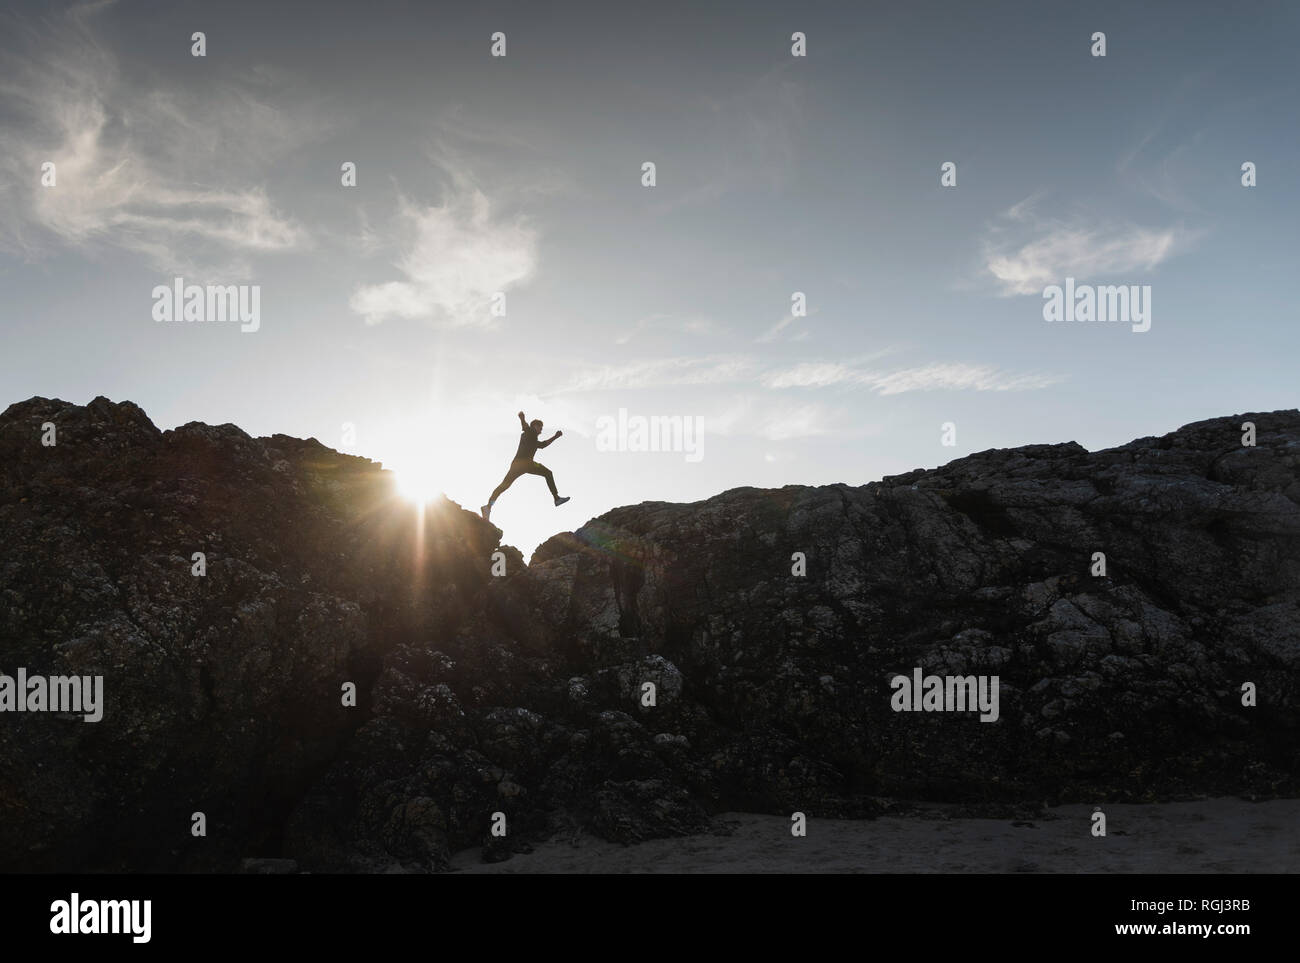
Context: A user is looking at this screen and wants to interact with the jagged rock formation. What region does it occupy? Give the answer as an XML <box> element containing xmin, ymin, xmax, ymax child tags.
<box><xmin>1</xmin><ymin>396</ymin><xmax>1297</xmax><ymax>871</ymax></box>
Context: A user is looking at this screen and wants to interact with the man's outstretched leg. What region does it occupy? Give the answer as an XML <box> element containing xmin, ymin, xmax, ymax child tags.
<box><xmin>482</xmin><ymin>462</ymin><xmax>527</xmax><ymax>520</ymax></box>
<box><xmin>526</xmin><ymin>461</ymin><xmax>569</xmax><ymax>506</ymax></box>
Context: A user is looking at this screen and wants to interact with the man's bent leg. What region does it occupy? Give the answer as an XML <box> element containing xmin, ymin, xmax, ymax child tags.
<box><xmin>524</xmin><ymin>461</ymin><xmax>559</xmax><ymax>499</ymax></box>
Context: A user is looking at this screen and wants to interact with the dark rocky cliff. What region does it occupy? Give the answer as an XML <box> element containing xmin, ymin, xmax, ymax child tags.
<box><xmin>1</xmin><ymin>396</ymin><xmax>1296</xmax><ymax>871</ymax></box>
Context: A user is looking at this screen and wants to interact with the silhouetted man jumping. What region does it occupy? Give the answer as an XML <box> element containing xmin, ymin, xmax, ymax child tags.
<box><xmin>482</xmin><ymin>411</ymin><xmax>569</xmax><ymax>521</ymax></box>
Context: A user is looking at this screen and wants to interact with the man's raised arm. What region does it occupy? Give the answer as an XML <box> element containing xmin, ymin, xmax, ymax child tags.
<box><xmin>518</xmin><ymin>411</ymin><xmax>528</xmax><ymax>429</ymax></box>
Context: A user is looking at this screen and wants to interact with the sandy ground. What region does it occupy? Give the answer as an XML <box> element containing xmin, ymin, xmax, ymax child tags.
<box><xmin>449</xmin><ymin>798</ymin><xmax>1300</xmax><ymax>873</ymax></box>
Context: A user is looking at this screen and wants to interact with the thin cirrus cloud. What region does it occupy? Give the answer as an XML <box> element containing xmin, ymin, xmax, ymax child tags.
<box><xmin>349</xmin><ymin>187</ymin><xmax>538</xmax><ymax>327</ymax></box>
<box><xmin>761</xmin><ymin>403</ymin><xmax>836</xmax><ymax>441</ymax></box>
<box><xmin>864</xmin><ymin>363</ymin><xmax>1062</xmax><ymax>395</ymax></box>
<box><xmin>554</xmin><ymin>355</ymin><xmax>761</xmax><ymax>392</ymax></box>
<box><xmin>614</xmin><ymin>314</ymin><xmax>724</xmax><ymax>345</ymax></box>
<box><xmin>755</xmin><ymin>308</ymin><xmax>814</xmax><ymax>343</ymax></box>
<box><xmin>981</xmin><ymin>196</ymin><xmax>1197</xmax><ymax>296</ymax></box>
<box><xmin>0</xmin><ymin>4</ymin><xmax>311</xmax><ymax>278</ymax></box>
<box><xmin>552</xmin><ymin>354</ymin><xmax>1059</xmax><ymax>396</ymax></box>
<box><xmin>762</xmin><ymin>360</ymin><xmax>1062</xmax><ymax>394</ymax></box>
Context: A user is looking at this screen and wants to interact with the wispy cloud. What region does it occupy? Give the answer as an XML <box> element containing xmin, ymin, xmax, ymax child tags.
<box><xmin>761</xmin><ymin>404</ymin><xmax>836</xmax><ymax>441</ymax></box>
<box><xmin>421</xmin><ymin>108</ymin><xmax>575</xmax><ymax>203</ymax></box>
<box><xmin>981</xmin><ymin>196</ymin><xmax>1197</xmax><ymax>296</ymax></box>
<box><xmin>615</xmin><ymin>314</ymin><xmax>724</xmax><ymax>345</ymax></box>
<box><xmin>553</xmin><ymin>352</ymin><xmax>1058</xmax><ymax>397</ymax></box>
<box><xmin>764</xmin><ymin>360</ymin><xmax>1062</xmax><ymax>395</ymax></box>
<box><xmin>350</xmin><ymin>209</ymin><xmax>384</xmax><ymax>258</ymax></box>
<box><xmin>763</xmin><ymin>361</ymin><xmax>859</xmax><ymax>388</ymax></box>
<box><xmin>861</xmin><ymin>363</ymin><xmax>1062</xmax><ymax>395</ymax></box>
<box><xmin>554</xmin><ymin>355</ymin><xmax>759</xmax><ymax>392</ymax></box>
<box><xmin>347</xmin><ymin>112</ymin><xmax>551</xmax><ymax>326</ymax></box>
<box><xmin>349</xmin><ymin>184</ymin><xmax>538</xmax><ymax>326</ymax></box>
<box><xmin>755</xmin><ymin>305</ymin><xmax>818</xmax><ymax>343</ymax></box>
<box><xmin>0</xmin><ymin>2</ymin><xmax>312</xmax><ymax>278</ymax></box>
<box><xmin>1113</xmin><ymin>68</ymin><xmax>1244</xmax><ymax>215</ymax></box>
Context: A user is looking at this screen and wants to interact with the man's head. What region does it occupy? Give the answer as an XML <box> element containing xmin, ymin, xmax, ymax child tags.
<box><xmin>529</xmin><ymin>419</ymin><xmax>543</xmax><ymax>434</ymax></box>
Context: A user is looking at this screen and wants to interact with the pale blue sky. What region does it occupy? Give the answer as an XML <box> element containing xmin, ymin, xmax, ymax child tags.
<box><xmin>2</xmin><ymin>0</ymin><xmax>1297</xmax><ymax>556</ymax></box>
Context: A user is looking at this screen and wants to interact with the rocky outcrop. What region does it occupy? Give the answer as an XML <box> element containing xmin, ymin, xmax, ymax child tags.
<box><xmin>1</xmin><ymin>396</ymin><xmax>1296</xmax><ymax>871</ymax></box>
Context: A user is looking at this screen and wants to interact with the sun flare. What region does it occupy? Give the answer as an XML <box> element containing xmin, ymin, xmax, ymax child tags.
<box><xmin>380</xmin><ymin>413</ymin><xmax>508</xmax><ymax>509</ymax></box>
<box><xmin>393</xmin><ymin>462</ymin><xmax>443</xmax><ymax>503</ymax></box>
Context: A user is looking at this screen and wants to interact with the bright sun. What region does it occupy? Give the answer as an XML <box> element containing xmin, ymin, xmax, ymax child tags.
<box><xmin>390</xmin><ymin>449</ymin><xmax>484</xmax><ymax>507</ymax></box>
<box><xmin>394</xmin><ymin>461</ymin><xmax>442</xmax><ymax>502</ymax></box>
<box><xmin>380</xmin><ymin>416</ymin><xmax>500</xmax><ymax>509</ymax></box>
